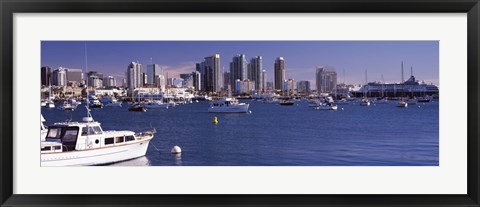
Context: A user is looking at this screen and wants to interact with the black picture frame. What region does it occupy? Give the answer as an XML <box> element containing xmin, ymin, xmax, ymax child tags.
<box><xmin>1</xmin><ymin>0</ymin><xmax>479</xmax><ymax>206</ymax></box>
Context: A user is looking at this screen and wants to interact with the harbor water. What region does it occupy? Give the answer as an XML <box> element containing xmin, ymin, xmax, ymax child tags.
<box><xmin>41</xmin><ymin>100</ymin><xmax>439</xmax><ymax>166</ymax></box>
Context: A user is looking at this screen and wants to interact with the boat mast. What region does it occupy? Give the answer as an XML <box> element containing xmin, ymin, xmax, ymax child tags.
<box><xmin>84</xmin><ymin>42</ymin><xmax>93</xmax><ymax>119</ymax></box>
<box><xmin>401</xmin><ymin>61</ymin><xmax>404</xmax><ymax>99</ymax></box>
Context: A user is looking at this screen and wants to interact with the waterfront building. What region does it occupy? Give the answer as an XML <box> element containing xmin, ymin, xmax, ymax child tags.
<box><xmin>173</xmin><ymin>79</ymin><xmax>184</xmax><ymax>88</ymax></box>
<box><xmin>316</xmin><ymin>66</ymin><xmax>337</xmax><ymax>94</ymax></box>
<box><xmin>230</xmin><ymin>54</ymin><xmax>248</xmax><ymax>93</ymax></box>
<box><xmin>266</xmin><ymin>81</ymin><xmax>274</xmax><ymax>91</ymax></box>
<box><xmin>248</xmin><ymin>56</ymin><xmax>263</xmax><ymax>93</ymax></box>
<box><xmin>283</xmin><ymin>79</ymin><xmax>297</xmax><ymax>96</ymax></box>
<box><xmin>88</xmin><ymin>76</ymin><xmax>103</xmax><ymax>88</ymax></box>
<box><xmin>274</xmin><ymin>57</ymin><xmax>285</xmax><ymax>91</ymax></box>
<box><xmin>87</xmin><ymin>71</ymin><xmax>103</xmax><ymax>81</ymax></box>
<box><xmin>180</xmin><ymin>73</ymin><xmax>193</xmax><ymax>88</ymax></box>
<box><xmin>147</xmin><ymin>64</ymin><xmax>162</xmax><ymax>85</ymax></box>
<box><xmin>352</xmin><ymin>75</ymin><xmax>439</xmax><ymax>97</ymax></box>
<box><xmin>52</xmin><ymin>67</ymin><xmax>67</xmax><ymax>86</ymax></box>
<box><xmin>235</xmin><ymin>79</ymin><xmax>255</xmax><ymax>95</ymax></box>
<box><xmin>191</xmin><ymin>71</ymin><xmax>201</xmax><ymax>92</ymax></box>
<box><xmin>155</xmin><ymin>75</ymin><xmax>166</xmax><ymax>91</ymax></box>
<box><xmin>65</xmin><ymin>68</ymin><xmax>83</xmax><ymax>85</ymax></box>
<box><xmin>203</xmin><ymin>54</ymin><xmax>221</xmax><ymax>93</ymax></box>
<box><xmin>127</xmin><ymin>61</ymin><xmax>143</xmax><ymax>91</ymax></box>
<box><xmin>297</xmin><ymin>80</ymin><xmax>311</xmax><ymax>96</ymax></box>
<box><xmin>104</xmin><ymin>76</ymin><xmax>116</xmax><ymax>88</ymax></box>
<box><xmin>41</xmin><ymin>66</ymin><xmax>51</xmax><ymax>86</ymax></box>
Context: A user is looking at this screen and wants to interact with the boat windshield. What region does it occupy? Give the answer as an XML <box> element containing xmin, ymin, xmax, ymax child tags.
<box><xmin>46</xmin><ymin>126</ymin><xmax>79</xmax><ymax>142</ymax></box>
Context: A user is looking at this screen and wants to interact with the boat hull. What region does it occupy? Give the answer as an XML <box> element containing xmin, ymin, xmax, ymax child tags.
<box><xmin>208</xmin><ymin>104</ymin><xmax>249</xmax><ymax>113</ymax></box>
<box><xmin>41</xmin><ymin>139</ymin><xmax>152</xmax><ymax>166</ymax></box>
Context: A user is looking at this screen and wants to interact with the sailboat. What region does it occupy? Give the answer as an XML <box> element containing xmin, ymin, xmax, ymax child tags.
<box><xmin>396</xmin><ymin>61</ymin><xmax>408</xmax><ymax>108</ymax></box>
<box><xmin>360</xmin><ymin>69</ymin><xmax>371</xmax><ymax>106</ymax></box>
<box><xmin>406</xmin><ymin>66</ymin><xmax>418</xmax><ymax>105</ymax></box>
<box><xmin>376</xmin><ymin>74</ymin><xmax>388</xmax><ymax>104</ymax></box>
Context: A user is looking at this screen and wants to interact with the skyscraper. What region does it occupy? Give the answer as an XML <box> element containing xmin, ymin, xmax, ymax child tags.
<box><xmin>191</xmin><ymin>71</ymin><xmax>201</xmax><ymax>91</ymax></box>
<box><xmin>316</xmin><ymin>66</ymin><xmax>337</xmax><ymax>93</ymax></box>
<box><xmin>203</xmin><ymin>54</ymin><xmax>221</xmax><ymax>93</ymax></box>
<box><xmin>41</xmin><ymin>66</ymin><xmax>51</xmax><ymax>86</ymax></box>
<box><xmin>104</xmin><ymin>76</ymin><xmax>116</xmax><ymax>88</ymax></box>
<box><xmin>52</xmin><ymin>67</ymin><xmax>67</xmax><ymax>86</ymax></box>
<box><xmin>230</xmin><ymin>54</ymin><xmax>247</xmax><ymax>93</ymax></box>
<box><xmin>274</xmin><ymin>57</ymin><xmax>285</xmax><ymax>91</ymax></box>
<box><xmin>147</xmin><ymin>64</ymin><xmax>162</xmax><ymax>85</ymax></box>
<box><xmin>249</xmin><ymin>56</ymin><xmax>263</xmax><ymax>92</ymax></box>
<box><xmin>297</xmin><ymin>80</ymin><xmax>311</xmax><ymax>95</ymax></box>
<box><xmin>127</xmin><ymin>61</ymin><xmax>142</xmax><ymax>90</ymax></box>
<box><xmin>261</xmin><ymin>70</ymin><xmax>267</xmax><ymax>93</ymax></box>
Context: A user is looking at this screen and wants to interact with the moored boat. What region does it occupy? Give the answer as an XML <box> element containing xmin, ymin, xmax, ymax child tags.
<box><xmin>208</xmin><ymin>98</ymin><xmax>249</xmax><ymax>113</ymax></box>
<box><xmin>41</xmin><ymin>113</ymin><xmax>155</xmax><ymax>166</ymax></box>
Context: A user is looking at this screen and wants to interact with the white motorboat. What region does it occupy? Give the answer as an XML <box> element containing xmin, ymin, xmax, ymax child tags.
<box><xmin>360</xmin><ymin>98</ymin><xmax>371</xmax><ymax>106</ymax></box>
<box><xmin>41</xmin><ymin>111</ymin><xmax>155</xmax><ymax>166</ymax></box>
<box><xmin>407</xmin><ymin>98</ymin><xmax>417</xmax><ymax>105</ymax></box>
<box><xmin>396</xmin><ymin>99</ymin><xmax>408</xmax><ymax>107</ymax></box>
<box><xmin>143</xmin><ymin>100</ymin><xmax>169</xmax><ymax>109</ymax></box>
<box><xmin>102</xmin><ymin>96</ymin><xmax>123</xmax><ymax>107</ymax></box>
<box><xmin>315</xmin><ymin>103</ymin><xmax>338</xmax><ymax>110</ymax></box>
<box><xmin>59</xmin><ymin>99</ymin><xmax>79</xmax><ymax>111</ymax></box>
<box><xmin>208</xmin><ymin>98</ymin><xmax>249</xmax><ymax>113</ymax></box>
<box><xmin>89</xmin><ymin>96</ymin><xmax>103</xmax><ymax>108</ymax></box>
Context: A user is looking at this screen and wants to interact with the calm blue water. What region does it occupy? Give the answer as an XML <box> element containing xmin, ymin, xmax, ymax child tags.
<box><xmin>42</xmin><ymin>100</ymin><xmax>439</xmax><ymax>166</ymax></box>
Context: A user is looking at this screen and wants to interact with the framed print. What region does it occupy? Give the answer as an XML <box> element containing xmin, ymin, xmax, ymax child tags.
<box><xmin>1</xmin><ymin>0</ymin><xmax>479</xmax><ymax>206</ymax></box>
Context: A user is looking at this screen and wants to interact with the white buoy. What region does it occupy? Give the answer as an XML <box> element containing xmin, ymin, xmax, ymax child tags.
<box><xmin>171</xmin><ymin>145</ymin><xmax>182</xmax><ymax>154</ymax></box>
<box><xmin>341</xmin><ymin>108</ymin><xmax>344</xmax><ymax>111</ymax></box>
<box><xmin>248</xmin><ymin>110</ymin><xmax>252</xmax><ymax>114</ymax></box>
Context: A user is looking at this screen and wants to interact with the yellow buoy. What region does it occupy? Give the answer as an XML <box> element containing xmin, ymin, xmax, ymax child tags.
<box><xmin>213</xmin><ymin>116</ymin><xmax>218</xmax><ymax>124</ymax></box>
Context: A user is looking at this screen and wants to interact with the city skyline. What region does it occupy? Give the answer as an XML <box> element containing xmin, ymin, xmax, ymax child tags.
<box><xmin>41</xmin><ymin>41</ymin><xmax>439</xmax><ymax>88</ymax></box>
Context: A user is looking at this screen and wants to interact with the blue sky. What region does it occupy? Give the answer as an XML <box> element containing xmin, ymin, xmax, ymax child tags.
<box><xmin>41</xmin><ymin>41</ymin><xmax>439</xmax><ymax>88</ymax></box>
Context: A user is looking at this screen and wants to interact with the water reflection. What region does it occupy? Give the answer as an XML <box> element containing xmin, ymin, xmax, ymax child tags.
<box><xmin>173</xmin><ymin>153</ymin><xmax>182</xmax><ymax>166</ymax></box>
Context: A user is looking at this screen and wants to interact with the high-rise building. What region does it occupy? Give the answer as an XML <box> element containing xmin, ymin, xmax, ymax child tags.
<box><xmin>155</xmin><ymin>75</ymin><xmax>165</xmax><ymax>90</ymax></box>
<box><xmin>316</xmin><ymin>66</ymin><xmax>337</xmax><ymax>93</ymax></box>
<box><xmin>274</xmin><ymin>57</ymin><xmax>285</xmax><ymax>91</ymax></box>
<box><xmin>230</xmin><ymin>54</ymin><xmax>247</xmax><ymax>93</ymax></box>
<box><xmin>180</xmin><ymin>73</ymin><xmax>193</xmax><ymax>88</ymax></box>
<box><xmin>261</xmin><ymin>70</ymin><xmax>267</xmax><ymax>93</ymax></box>
<box><xmin>196</xmin><ymin>62</ymin><xmax>205</xmax><ymax>91</ymax></box>
<box><xmin>87</xmin><ymin>71</ymin><xmax>103</xmax><ymax>81</ymax></box>
<box><xmin>65</xmin><ymin>68</ymin><xmax>83</xmax><ymax>85</ymax></box>
<box><xmin>52</xmin><ymin>67</ymin><xmax>67</xmax><ymax>86</ymax></box>
<box><xmin>192</xmin><ymin>71</ymin><xmax>201</xmax><ymax>91</ymax></box>
<box><xmin>223</xmin><ymin>71</ymin><xmax>231</xmax><ymax>92</ymax></box>
<box><xmin>203</xmin><ymin>54</ymin><xmax>221</xmax><ymax>93</ymax></box>
<box><xmin>283</xmin><ymin>79</ymin><xmax>297</xmax><ymax>96</ymax></box>
<box><xmin>88</xmin><ymin>76</ymin><xmax>103</xmax><ymax>88</ymax></box>
<box><xmin>147</xmin><ymin>64</ymin><xmax>162</xmax><ymax>85</ymax></box>
<box><xmin>297</xmin><ymin>80</ymin><xmax>311</xmax><ymax>95</ymax></box>
<box><xmin>41</xmin><ymin>66</ymin><xmax>51</xmax><ymax>86</ymax></box>
<box><xmin>235</xmin><ymin>79</ymin><xmax>255</xmax><ymax>95</ymax></box>
<box><xmin>104</xmin><ymin>76</ymin><xmax>116</xmax><ymax>88</ymax></box>
<box><xmin>127</xmin><ymin>61</ymin><xmax>142</xmax><ymax>90</ymax></box>
<box><xmin>248</xmin><ymin>56</ymin><xmax>263</xmax><ymax>92</ymax></box>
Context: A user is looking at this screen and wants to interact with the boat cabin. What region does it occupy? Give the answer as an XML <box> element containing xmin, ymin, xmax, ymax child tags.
<box><xmin>41</xmin><ymin>118</ymin><xmax>138</xmax><ymax>153</ymax></box>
